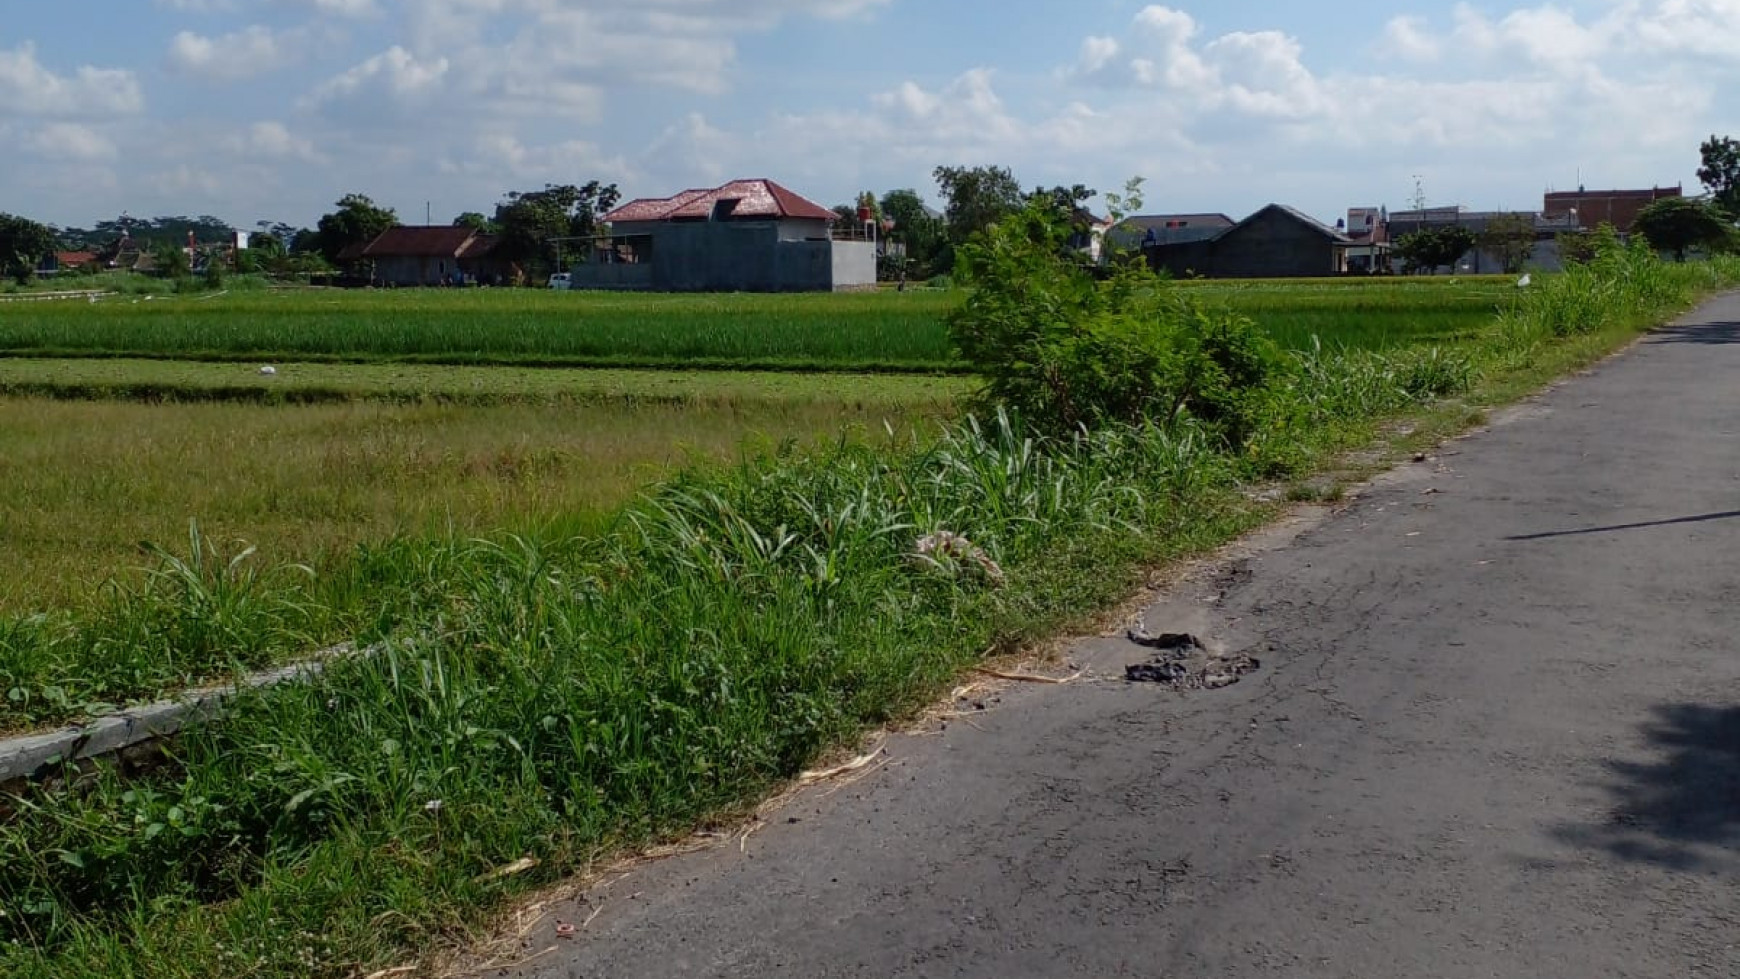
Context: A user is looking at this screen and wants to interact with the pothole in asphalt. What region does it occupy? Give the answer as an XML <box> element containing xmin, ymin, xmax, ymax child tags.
<box><xmin>1124</xmin><ymin>629</ymin><xmax>1261</xmax><ymax>690</ymax></box>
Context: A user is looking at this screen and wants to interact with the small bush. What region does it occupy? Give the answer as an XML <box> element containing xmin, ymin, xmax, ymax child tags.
<box><xmin>949</xmin><ymin>199</ymin><xmax>1282</xmax><ymax>441</ymax></box>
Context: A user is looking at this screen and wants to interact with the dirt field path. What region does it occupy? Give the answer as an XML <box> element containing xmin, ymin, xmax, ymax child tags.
<box><xmin>511</xmin><ymin>293</ymin><xmax>1740</xmax><ymax>978</ymax></box>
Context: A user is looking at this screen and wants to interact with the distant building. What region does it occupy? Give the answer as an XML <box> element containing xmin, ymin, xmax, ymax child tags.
<box><xmin>1341</xmin><ymin>207</ymin><xmax>1390</xmax><ymax>273</ymax></box>
<box><xmin>1386</xmin><ymin>206</ymin><xmax>1582</xmax><ymax>272</ymax></box>
<box><xmin>35</xmin><ymin>250</ymin><xmax>97</xmax><ymax>276</ymax></box>
<box><xmin>1145</xmin><ymin>204</ymin><xmax>1351</xmax><ymax>279</ymax></box>
<box><xmin>591</xmin><ymin>179</ymin><xmax>876</xmax><ymax>292</ymax></box>
<box><xmin>1542</xmin><ymin>186</ymin><xmax>1681</xmax><ymax>232</ymax></box>
<box><xmin>346</xmin><ymin>226</ymin><xmax>506</xmax><ymax>287</ymax></box>
<box><xmin>1111</xmin><ymin>213</ymin><xmax>1236</xmax><ymax>252</ymax></box>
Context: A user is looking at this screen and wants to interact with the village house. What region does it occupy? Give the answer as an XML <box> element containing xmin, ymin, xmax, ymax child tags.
<box><xmin>1339</xmin><ymin>207</ymin><xmax>1390</xmax><ymax>273</ymax></box>
<box><xmin>1112</xmin><ymin>213</ymin><xmax>1235</xmax><ymax>252</ymax></box>
<box><xmin>342</xmin><ymin>226</ymin><xmax>507</xmax><ymax>287</ymax></box>
<box><xmin>35</xmin><ymin>250</ymin><xmax>97</xmax><ymax>276</ymax></box>
<box><xmin>1144</xmin><ymin>204</ymin><xmax>1351</xmax><ymax>279</ymax></box>
<box><xmin>1543</xmin><ymin>185</ymin><xmax>1681</xmax><ymax>232</ymax></box>
<box><xmin>582</xmin><ymin>179</ymin><xmax>876</xmax><ymax>292</ymax></box>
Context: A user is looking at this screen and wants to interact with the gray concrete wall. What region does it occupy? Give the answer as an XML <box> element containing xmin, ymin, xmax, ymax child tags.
<box><xmin>1146</xmin><ymin>240</ymin><xmax>1218</xmax><ymax>279</ymax></box>
<box><xmin>626</xmin><ymin>221</ymin><xmax>860</xmax><ymax>292</ymax></box>
<box><xmin>776</xmin><ymin>239</ymin><xmax>834</xmax><ymax>291</ymax></box>
<box><xmin>653</xmin><ymin>222</ymin><xmax>778</xmax><ymax>291</ymax></box>
<box><xmin>375</xmin><ymin>255</ymin><xmax>458</xmax><ymax>286</ymax></box>
<box><xmin>830</xmin><ymin>241</ymin><xmax>877</xmax><ymax>290</ymax></box>
<box><xmin>568</xmin><ymin>264</ymin><xmax>655</xmax><ymax>290</ymax></box>
<box><xmin>777</xmin><ymin>218</ymin><xmax>831</xmax><ymax>242</ymax></box>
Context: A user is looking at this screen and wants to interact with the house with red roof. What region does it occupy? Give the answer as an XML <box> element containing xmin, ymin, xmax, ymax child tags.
<box><xmin>579</xmin><ymin>179</ymin><xmax>874</xmax><ymax>292</ymax></box>
<box><xmin>343</xmin><ymin>225</ymin><xmax>506</xmax><ymax>286</ymax></box>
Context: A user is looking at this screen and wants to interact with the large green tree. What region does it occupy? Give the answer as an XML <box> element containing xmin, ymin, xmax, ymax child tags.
<box><xmin>1698</xmin><ymin>135</ymin><xmax>1740</xmax><ymax>218</ymax></box>
<box><xmin>1634</xmin><ymin>196</ymin><xmax>1737</xmax><ymax>261</ymax></box>
<box><xmin>934</xmin><ymin>165</ymin><xmax>1024</xmax><ymax>244</ymax></box>
<box><xmin>316</xmin><ymin>194</ymin><xmax>398</xmax><ymax>264</ymax></box>
<box><xmin>879</xmin><ymin>188</ymin><xmax>948</xmax><ymax>277</ymax></box>
<box><xmin>1032</xmin><ymin>184</ymin><xmax>1096</xmax><ymax>216</ymax></box>
<box><xmin>1393</xmin><ymin>226</ymin><xmax>1477</xmax><ymax>275</ymax></box>
<box><xmin>1475</xmin><ymin>213</ymin><xmax>1538</xmax><ymax>274</ymax></box>
<box><xmin>492</xmin><ymin>181</ymin><xmax>621</xmax><ymax>275</ymax></box>
<box><xmin>0</xmin><ymin>213</ymin><xmax>57</xmax><ymax>283</ymax></box>
<box><xmin>453</xmin><ymin>211</ymin><xmax>498</xmax><ymax>233</ymax></box>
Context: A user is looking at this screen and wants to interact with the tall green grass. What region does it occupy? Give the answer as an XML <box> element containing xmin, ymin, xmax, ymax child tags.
<box><xmin>2</xmin><ymin>251</ymin><xmax>1734</xmax><ymax>977</ymax></box>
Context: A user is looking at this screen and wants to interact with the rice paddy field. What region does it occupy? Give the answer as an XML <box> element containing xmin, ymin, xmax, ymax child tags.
<box><xmin>0</xmin><ymin>277</ymin><xmax>1513</xmax><ymax>371</ymax></box>
<box><xmin>0</xmin><ymin>278</ymin><xmax>1505</xmax><ymax>615</ymax></box>
<box><xmin>11</xmin><ymin>252</ymin><xmax>1737</xmax><ymax>979</ymax></box>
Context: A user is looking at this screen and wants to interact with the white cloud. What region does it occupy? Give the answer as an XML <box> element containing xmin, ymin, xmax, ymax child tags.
<box><xmin>24</xmin><ymin>122</ymin><xmax>117</xmax><ymax>161</ymax></box>
<box><xmin>1392</xmin><ymin>1</ymin><xmax>1740</xmax><ymax>73</ymax></box>
<box><xmin>155</xmin><ymin>0</ymin><xmax>240</xmax><ymax>11</ymax></box>
<box><xmin>0</xmin><ymin>43</ymin><xmax>143</xmax><ymax>117</ymax></box>
<box><xmin>438</xmin><ymin>133</ymin><xmax>631</xmax><ymax>185</ymax></box>
<box><xmin>1378</xmin><ymin>16</ymin><xmax>1441</xmax><ymax>62</ymax></box>
<box><xmin>639</xmin><ymin>113</ymin><xmax>736</xmax><ymax>185</ymax></box>
<box><xmin>151</xmin><ymin>164</ymin><xmax>226</xmax><ymax>198</ymax></box>
<box><xmin>286</xmin><ymin>0</ymin><xmax>379</xmax><ymax>16</ymax></box>
<box><xmin>224</xmin><ymin>120</ymin><xmax>327</xmax><ymax>163</ymax></box>
<box><xmin>6</xmin><ymin>0</ymin><xmax>1734</xmax><ymax>229</ymax></box>
<box><xmin>307</xmin><ymin>45</ymin><xmax>450</xmax><ymax>105</ymax></box>
<box><xmin>168</xmin><ymin>26</ymin><xmax>303</xmax><ymax>80</ymax></box>
<box><xmin>1073</xmin><ymin>5</ymin><xmax>1215</xmax><ymax>91</ymax></box>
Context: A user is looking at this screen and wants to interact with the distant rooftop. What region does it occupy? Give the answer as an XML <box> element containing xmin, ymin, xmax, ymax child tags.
<box><xmin>605</xmin><ymin>179</ymin><xmax>837</xmax><ymax>224</ymax></box>
<box><xmin>360</xmin><ymin>226</ymin><xmax>492</xmax><ymax>259</ymax></box>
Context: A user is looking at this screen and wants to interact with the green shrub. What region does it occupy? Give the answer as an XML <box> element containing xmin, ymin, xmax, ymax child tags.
<box><xmin>949</xmin><ymin>199</ymin><xmax>1282</xmax><ymax>441</ymax></box>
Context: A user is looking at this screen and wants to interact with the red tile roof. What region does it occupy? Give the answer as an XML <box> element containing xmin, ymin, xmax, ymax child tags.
<box><xmin>361</xmin><ymin>226</ymin><xmax>480</xmax><ymax>258</ymax></box>
<box><xmin>457</xmin><ymin>234</ymin><xmax>500</xmax><ymax>259</ymax></box>
<box><xmin>604</xmin><ymin>180</ymin><xmax>836</xmax><ymax>224</ymax></box>
<box><xmin>55</xmin><ymin>251</ymin><xmax>96</xmax><ymax>267</ymax></box>
<box><xmin>606</xmin><ymin>188</ymin><xmax>711</xmax><ymax>223</ymax></box>
<box><xmin>335</xmin><ymin>240</ymin><xmax>372</xmax><ymax>263</ymax></box>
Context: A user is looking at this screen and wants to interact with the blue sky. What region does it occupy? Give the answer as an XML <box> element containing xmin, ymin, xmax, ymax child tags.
<box><xmin>2</xmin><ymin>0</ymin><xmax>1735</xmax><ymax>230</ymax></box>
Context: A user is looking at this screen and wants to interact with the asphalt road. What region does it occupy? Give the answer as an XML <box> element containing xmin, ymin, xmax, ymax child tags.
<box><xmin>515</xmin><ymin>294</ymin><xmax>1740</xmax><ymax>978</ymax></box>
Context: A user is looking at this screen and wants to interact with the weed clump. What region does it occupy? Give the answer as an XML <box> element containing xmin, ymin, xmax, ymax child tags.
<box><xmin>949</xmin><ymin>197</ymin><xmax>1282</xmax><ymax>443</ymax></box>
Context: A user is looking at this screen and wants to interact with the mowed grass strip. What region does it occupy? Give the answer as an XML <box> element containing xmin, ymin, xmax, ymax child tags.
<box><xmin>0</xmin><ymin>358</ymin><xmax>972</xmax><ymax>407</ymax></box>
<box><xmin>0</xmin><ymin>392</ymin><xmax>948</xmax><ymax>616</ymax></box>
<box><xmin>0</xmin><ymin>279</ymin><xmax>1509</xmax><ymax>372</ymax></box>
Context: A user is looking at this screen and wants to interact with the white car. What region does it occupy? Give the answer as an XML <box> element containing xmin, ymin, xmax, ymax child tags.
<box><xmin>548</xmin><ymin>272</ymin><xmax>573</xmax><ymax>290</ymax></box>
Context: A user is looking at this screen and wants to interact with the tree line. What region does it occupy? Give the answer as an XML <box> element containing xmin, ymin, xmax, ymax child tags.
<box><xmin>4</xmin><ymin>135</ymin><xmax>1736</xmax><ymax>286</ymax></box>
<box><xmin>0</xmin><ymin>165</ymin><xmax>1097</xmax><ymax>285</ymax></box>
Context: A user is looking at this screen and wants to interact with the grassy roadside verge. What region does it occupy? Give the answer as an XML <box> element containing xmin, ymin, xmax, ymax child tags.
<box><xmin>2</xmin><ymin>250</ymin><xmax>1736</xmax><ymax>977</ymax></box>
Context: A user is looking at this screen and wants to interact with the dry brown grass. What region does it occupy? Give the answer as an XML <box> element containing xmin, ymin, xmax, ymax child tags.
<box><xmin>0</xmin><ymin>395</ymin><xmax>939</xmax><ymax>611</ymax></box>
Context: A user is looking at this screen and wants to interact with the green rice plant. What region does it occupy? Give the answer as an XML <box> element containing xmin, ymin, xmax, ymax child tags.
<box><xmin>0</xmin><ymin>277</ymin><xmax>1519</xmax><ymax>375</ymax></box>
<box><xmin>0</xmin><ymin>290</ymin><xmax>965</xmax><ymax>372</ymax></box>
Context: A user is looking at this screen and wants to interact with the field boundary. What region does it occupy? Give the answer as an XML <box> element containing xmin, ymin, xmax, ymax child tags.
<box><xmin>0</xmin><ymin>291</ymin><xmax>107</xmax><ymax>305</ymax></box>
<box><xmin>0</xmin><ymin>641</ymin><xmax>368</xmax><ymax>786</ymax></box>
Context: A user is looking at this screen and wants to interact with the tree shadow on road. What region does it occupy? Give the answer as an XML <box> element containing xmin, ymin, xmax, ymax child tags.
<box><xmin>1645</xmin><ymin>320</ymin><xmax>1740</xmax><ymax>345</ymax></box>
<box><xmin>1553</xmin><ymin>703</ymin><xmax>1740</xmax><ymax>871</ymax></box>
